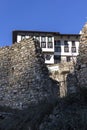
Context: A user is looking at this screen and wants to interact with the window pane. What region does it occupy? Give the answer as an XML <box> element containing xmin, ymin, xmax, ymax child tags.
<box><xmin>64</xmin><ymin>47</ymin><xmax>69</xmax><ymax>52</ymax></box>
<box><xmin>47</xmin><ymin>42</ymin><xmax>53</xmax><ymax>48</ymax></box>
<box><xmin>54</xmin><ymin>55</ymin><xmax>61</xmax><ymax>63</ymax></box>
<box><xmin>55</xmin><ymin>40</ymin><xmax>61</xmax><ymax>46</ymax></box>
<box><xmin>48</xmin><ymin>37</ymin><xmax>52</xmax><ymax>42</ymax></box>
<box><xmin>41</xmin><ymin>42</ymin><xmax>46</xmax><ymax>48</ymax></box>
<box><xmin>41</xmin><ymin>37</ymin><xmax>46</xmax><ymax>42</ymax></box>
<box><xmin>72</xmin><ymin>41</ymin><xmax>75</xmax><ymax>46</ymax></box>
<box><xmin>64</xmin><ymin>41</ymin><xmax>68</xmax><ymax>47</ymax></box>
<box><xmin>45</xmin><ymin>54</ymin><xmax>52</xmax><ymax>60</ymax></box>
<box><xmin>72</xmin><ymin>47</ymin><xmax>76</xmax><ymax>52</ymax></box>
<box><xmin>55</xmin><ymin>47</ymin><xmax>61</xmax><ymax>52</ymax></box>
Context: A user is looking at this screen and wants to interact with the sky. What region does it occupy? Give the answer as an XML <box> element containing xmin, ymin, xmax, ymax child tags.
<box><xmin>0</xmin><ymin>0</ymin><xmax>87</xmax><ymax>47</ymax></box>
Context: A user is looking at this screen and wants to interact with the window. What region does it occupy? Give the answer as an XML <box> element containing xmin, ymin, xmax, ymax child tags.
<box><xmin>55</xmin><ymin>47</ymin><xmax>61</xmax><ymax>52</ymax></box>
<box><xmin>21</xmin><ymin>35</ymin><xmax>25</xmax><ymax>40</ymax></box>
<box><xmin>72</xmin><ymin>41</ymin><xmax>75</xmax><ymax>46</ymax></box>
<box><xmin>47</xmin><ymin>37</ymin><xmax>53</xmax><ymax>48</ymax></box>
<box><xmin>41</xmin><ymin>42</ymin><xmax>46</xmax><ymax>48</ymax></box>
<box><xmin>64</xmin><ymin>47</ymin><xmax>69</xmax><ymax>52</ymax></box>
<box><xmin>71</xmin><ymin>41</ymin><xmax>76</xmax><ymax>53</ymax></box>
<box><xmin>54</xmin><ymin>55</ymin><xmax>61</xmax><ymax>63</ymax></box>
<box><xmin>64</xmin><ymin>41</ymin><xmax>69</xmax><ymax>52</ymax></box>
<box><xmin>44</xmin><ymin>54</ymin><xmax>52</xmax><ymax>60</ymax></box>
<box><xmin>55</xmin><ymin>40</ymin><xmax>61</xmax><ymax>52</ymax></box>
<box><xmin>72</xmin><ymin>47</ymin><xmax>76</xmax><ymax>53</ymax></box>
<box><xmin>41</xmin><ymin>37</ymin><xmax>46</xmax><ymax>48</ymax></box>
<box><xmin>66</xmin><ymin>57</ymin><xmax>71</xmax><ymax>62</ymax></box>
<box><xmin>41</xmin><ymin>37</ymin><xmax>46</xmax><ymax>42</ymax></box>
<box><xmin>47</xmin><ymin>42</ymin><xmax>53</xmax><ymax>48</ymax></box>
<box><xmin>55</xmin><ymin>40</ymin><xmax>61</xmax><ymax>46</ymax></box>
<box><xmin>48</xmin><ymin>37</ymin><xmax>52</xmax><ymax>42</ymax></box>
<box><xmin>64</xmin><ymin>41</ymin><xmax>68</xmax><ymax>47</ymax></box>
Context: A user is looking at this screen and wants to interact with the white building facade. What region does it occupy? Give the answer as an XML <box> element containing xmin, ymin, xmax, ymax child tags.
<box><xmin>12</xmin><ymin>30</ymin><xmax>80</xmax><ymax>64</ymax></box>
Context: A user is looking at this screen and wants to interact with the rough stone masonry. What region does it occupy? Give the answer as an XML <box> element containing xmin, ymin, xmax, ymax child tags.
<box><xmin>66</xmin><ymin>23</ymin><xmax>87</xmax><ymax>92</ymax></box>
<box><xmin>76</xmin><ymin>22</ymin><xmax>87</xmax><ymax>88</ymax></box>
<box><xmin>0</xmin><ymin>38</ymin><xmax>58</xmax><ymax>109</ymax></box>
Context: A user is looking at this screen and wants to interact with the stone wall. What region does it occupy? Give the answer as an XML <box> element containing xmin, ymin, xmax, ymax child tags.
<box><xmin>48</xmin><ymin>62</ymin><xmax>77</xmax><ymax>97</ymax></box>
<box><xmin>0</xmin><ymin>38</ymin><xmax>58</xmax><ymax>109</ymax></box>
<box><xmin>65</xmin><ymin>23</ymin><xmax>87</xmax><ymax>93</ymax></box>
<box><xmin>76</xmin><ymin>23</ymin><xmax>87</xmax><ymax>88</ymax></box>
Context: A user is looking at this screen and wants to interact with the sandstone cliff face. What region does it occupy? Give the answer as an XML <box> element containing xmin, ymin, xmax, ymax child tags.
<box><xmin>0</xmin><ymin>38</ymin><xmax>57</xmax><ymax>109</ymax></box>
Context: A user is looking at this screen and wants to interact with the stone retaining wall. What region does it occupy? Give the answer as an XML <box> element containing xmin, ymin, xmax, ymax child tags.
<box><xmin>0</xmin><ymin>38</ymin><xmax>58</xmax><ymax>109</ymax></box>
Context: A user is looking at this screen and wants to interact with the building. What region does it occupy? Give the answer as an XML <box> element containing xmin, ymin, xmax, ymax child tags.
<box><xmin>12</xmin><ymin>30</ymin><xmax>80</xmax><ymax>65</ymax></box>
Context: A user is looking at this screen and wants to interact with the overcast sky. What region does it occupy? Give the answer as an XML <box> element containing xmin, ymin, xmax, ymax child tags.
<box><xmin>0</xmin><ymin>0</ymin><xmax>87</xmax><ymax>46</ymax></box>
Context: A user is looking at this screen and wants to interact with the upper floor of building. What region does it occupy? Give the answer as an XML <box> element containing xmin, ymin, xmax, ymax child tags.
<box><xmin>12</xmin><ymin>30</ymin><xmax>80</xmax><ymax>64</ymax></box>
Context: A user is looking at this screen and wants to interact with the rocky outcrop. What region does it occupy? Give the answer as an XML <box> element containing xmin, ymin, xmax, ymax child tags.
<box><xmin>65</xmin><ymin>23</ymin><xmax>87</xmax><ymax>93</ymax></box>
<box><xmin>0</xmin><ymin>38</ymin><xmax>58</xmax><ymax>109</ymax></box>
<box><xmin>76</xmin><ymin>23</ymin><xmax>87</xmax><ymax>88</ymax></box>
